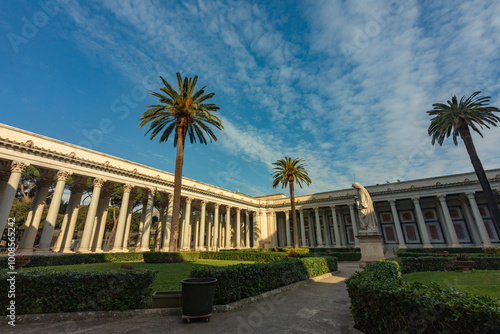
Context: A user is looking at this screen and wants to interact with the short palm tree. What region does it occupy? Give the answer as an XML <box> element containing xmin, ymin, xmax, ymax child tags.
<box><xmin>139</xmin><ymin>73</ymin><xmax>223</xmax><ymax>252</ymax></box>
<box><xmin>272</xmin><ymin>157</ymin><xmax>312</xmax><ymax>248</ymax></box>
<box><xmin>427</xmin><ymin>91</ymin><xmax>500</xmax><ymax>232</ymax></box>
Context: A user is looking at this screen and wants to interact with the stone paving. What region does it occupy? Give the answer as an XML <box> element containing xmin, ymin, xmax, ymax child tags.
<box><xmin>2</xmin><ymin>262</ymin><xmax>363</xmax><ymax>334</ymax></box>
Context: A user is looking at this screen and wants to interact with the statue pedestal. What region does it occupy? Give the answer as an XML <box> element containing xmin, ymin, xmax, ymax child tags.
<box><xmin>357</xmin><ymin>232</ymin><xmax>385</xmax><ymax>268</ymax></box>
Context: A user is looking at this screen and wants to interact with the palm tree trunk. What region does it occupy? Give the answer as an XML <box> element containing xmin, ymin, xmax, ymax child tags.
<box><xmin>458</xmin><ymin>121</ymin><xmax>500</xmax><ymax>233</ymax></box>
<box><xmin>169</xmin><ymin>120</ymin><xmax>187</xmax><ymax>252</ymax></box>
<box><xmin>289</xmin><ymin>180</ymin><xmax>299</xmax><ymax>249</ymax></box>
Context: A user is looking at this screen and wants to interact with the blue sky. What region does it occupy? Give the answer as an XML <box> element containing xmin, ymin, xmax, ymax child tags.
<box><xmin>1</xmin><ymin>0</ymin><xmax>500</xmax><ymax>197</ymax></box>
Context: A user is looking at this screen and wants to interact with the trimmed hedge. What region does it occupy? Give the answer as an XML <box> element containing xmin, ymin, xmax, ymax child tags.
<box><xmin>143</xmin><ymin>252</ymin><xmax>199</xmax><ymax>263</ymax></box>
<box><xmin>0</xmin><ymin>268</ymin><xmax>156</xmax><ymax>315</ymax></box>
<box><xmin>308</xmin><ymin>247</ymin><xmax>358</xmax><ymax>253</ymax></box>
<box><xmin>0</xmin><ymin>252</ymin><xmax>146</xmax><ymax>268</ymax></box>
<box><xmin>346</xmin><ymin>261</ymin><xmax>500</xmax><ymax>334</ymax></box>
<box><xmin>282</xmin><ymin>248</ymin><xmax>310</xmax><ymax>254</ymax></box>
<box><xmin>398</xmin><ymin>255</ymin><xmax>500</xmax><ymax>274</ymax></box>
<box><xmin>301</xmin><ymin>252</ymin><xmax>361</xmax><ymax>261</ymax></box>
<box><xmin>397</xmin><ymin>247</ymin><xmax>488</xmax><ymax>257</ymax></box>
<box><xmin>189</xmin><ymin>257</ymin><xmax>337</xmax><ymax>305</ymax></box>
<box><xmin>199</xmin><ymin>251</ymin><xmax>289</xmax><ymax>262</ymax></box>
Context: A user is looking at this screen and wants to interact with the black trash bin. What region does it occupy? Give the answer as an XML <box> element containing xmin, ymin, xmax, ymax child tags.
<box><xmin>181</xmin><ymin>277</ymin><xmax>217</xmax><ymax>323</ymax></box>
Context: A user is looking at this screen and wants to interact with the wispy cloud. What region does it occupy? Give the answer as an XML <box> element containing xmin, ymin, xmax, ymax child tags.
<box><xmin>52</xmin><ymin>0</ymin><xmax>500</xmax><ymax>195</ymax></box>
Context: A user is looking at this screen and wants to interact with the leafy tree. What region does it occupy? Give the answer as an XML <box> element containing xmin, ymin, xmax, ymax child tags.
<box><xmin>272</xmin><ymin>157</ymin><xmax>312</xmax><ymax>248</ymax></box>
<box><xmin>427</xmin><ymin>91</ymin><xmax>500</xmax><ymax>232</ymax></box>
<box><xmin>139</xmin><ymin>73</ymin><xmax>223</xmax><ymax>251</ymax></box>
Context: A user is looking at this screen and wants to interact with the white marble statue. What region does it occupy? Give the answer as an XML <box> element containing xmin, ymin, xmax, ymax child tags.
<box><xmin>352</xmin><ymin>182</ymin><xmax>379</xmax><ymax>232</ymax></box>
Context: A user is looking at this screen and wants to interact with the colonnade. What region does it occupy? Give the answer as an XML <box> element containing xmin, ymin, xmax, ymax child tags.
<box><xmin>0</xmin><ymin>159</ymin><xmax>257</xmax><ymax>254</ymax></box>
<box><xmin>268</xmin><ymin>192</ymin><xmax>499</xmax><ymax>249</ymax></box>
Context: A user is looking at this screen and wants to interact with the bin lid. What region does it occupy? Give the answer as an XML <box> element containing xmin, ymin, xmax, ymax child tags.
<box><xmin>181</xmin><ymin>278</ymin><xmax>218</xmax><ymax>285</ymax></box>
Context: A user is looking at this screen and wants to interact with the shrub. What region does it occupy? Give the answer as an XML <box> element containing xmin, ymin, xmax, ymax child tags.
<box><xmin>301</xmin><ymin>252</ymin><xmax>361</xmax><ymax>261</ymax></box>
<box><xmin>189</xmin><ymin>257</ymin><xmax>337</xmax><ymax>305</ymax></box>
<box><xmin>308</xmin><ymin>247</ymin><xmax>356</xmax><ymax>253</ymax></box>
<box><xmin>143</xmin><ymin>252</ymin><xmax>199</xmax><ymax>263</ymax></box>
<box><xmin>483</xmin><ymin>247</ymin><xmax>500</xmax><ymax>254</ymax></box>
<box><xmin>397</xmin><ymin>247</ymin><xmax>487</xmax><ymax>257</ymax></box>
<box><xmin>282</xmin><ymin>248</ymin><xmax>309</xmax><ymax>254</ymax></box>
<box><xmin>398</xmin><ymin>255</ymin><xmax>500</xmax><ymax>274</ymax></box>
<box><xmin>0</xmin><ymin>268</ymin><xmax>156</xmax><ymax>315</ymax></box>
<box><xmin>346</xmin><ymin>261</ymin><xmax>500</xmax><ymax>333</ymax></box>
<box><xmin>199</xmin><ymin>251</ymin><xmax>288</xmax><ymax>262</ymax></box>
<box><xmin>0</xmin><ymin>252</ymin><xmax>147</xmax><ymax>268</ymax></box>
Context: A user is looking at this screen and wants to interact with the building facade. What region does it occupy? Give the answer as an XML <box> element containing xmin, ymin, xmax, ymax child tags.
<box><xmin>0</xmin><ymin>123</ymin><xmax>499</xmax><ymax>254</ymax></box>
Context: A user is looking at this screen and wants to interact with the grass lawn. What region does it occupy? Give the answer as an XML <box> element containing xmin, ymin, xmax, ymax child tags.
<box><xmin>403</xmin><ymin>270</ymin><xmax>500</xmax><ymax>299</ymax></box>
<box><xmin>26</xmin><ymin>259</ymin><xmax>254</xmax><ymax>292</ymax></box>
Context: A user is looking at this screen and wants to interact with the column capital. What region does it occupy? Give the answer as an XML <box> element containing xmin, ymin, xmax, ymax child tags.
<box><xmin>225</xmin><ymin>205</ymin><xmax>231</xmax><ymax>211</ymax></box>
<box><xmin>213</xmin><ymin>202</ymin><xmax>220</xmax><ymax>209</ymax></box>
<box><xmin>147</xmin><ymin>187</ymin><xmax>155</xmax><ymax>196</ymax></box>
<box><xmin>93</xmin><ymin>178</ymin><xmax>107</xmax><ymax>188</ymax></box>
<box><xmin>185</xmin><ymin>197</ymin><xmax>193</xmax><ymax>204</ymax></box>
<box><xmin>347</xmin><ymin>204</ymin><xmax>354</xmax><ymax>209</ymax></box>
<box><xmin>167</xmin><ymin>193</ymin><xmax>173</xmax><ymax>200</ymax></box>
<box><xmin>10</xmin><ymin>161</ymin><xmax>30</xmax><ymax>173</ymax></box>
<box><xmin>56</xmin><ymin>170</ymin><xmax>72</xmax><ymax>181</ymax></box>
<box><xmin>465</xmin><ymin>192</ymin><xmax>476</xmax><ymax>199</ymax></box>
<box><xmin>388</xmin><ymin>199</ymin><xmax>397</xmax><ymax>205</ymax></box>
<box><xmin>313</xmin><ymin>206</ymin><xmax>319</xmax><ymax>212</ymax></box>
<box><xmin>328</xmin><ymin>205</ymin><xmax>336</xmax><ymax>210</ymax></box>
<box><xmin>436</xmin><ymin>194</ymin><xmax>447</xmax><ymax>201</ymax></box>
<box><xmin>123</xmin><ymin>184</ymin><xmax>134</xmax><ymax>193</ymax></box>
<box><xmin>200</xmin><ymin>200</ymin><xmax>206</xmax><ymax>207</ymax></box>
<box><xmin>236</xmin><ymin>207</ymin><xmax>241</xmax><ymax>213</ymax></box>
<box><xmin>411</xmin><ymin>197</ymin><xmax>420</xmax><ymax>203</ymax></box>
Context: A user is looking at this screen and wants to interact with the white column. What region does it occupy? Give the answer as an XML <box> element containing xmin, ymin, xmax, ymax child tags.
<box><xmin>197</xmin><ymin>200</ymin><xmax>206</xmax><ymax>250</ymax></box>
<box><xmin>93</xmin><ymin>190</ymin><xmax>112</xmax><ymax>252</ymax></box>
<box><xmin>252</xmin><ymin>211</ymin><xmax>259</xmax><ymax>248</ymax></box>
<box><xmin>245</xmin><ymin>210</ymin><xmax>250</xmax><ymax>248</ymax></box>
<box><xmin>322</xmin><ymin>210</ymin><xmax>331</xmax><ymax>247</ymax></box>
<box><xmin>161</xmin><ymin>194</ymin><xmax>173</xmax><ymax>251</ymax></box>
<box><xmin>308</xmin><ymin>211</ymin><xmax>315</xmax><ymax>246</ymax></box>
<box><xmin>313</xmin><ymin>207</ymin><xmax>323</xmax><ymax>247</ymax></box>
<box><xmin>437</xmin><ymin>195</ymin><xmax>461</xmax><ymax>247</ymax></box>
<box><xmin>181</xmin><ymin>197</ymin><xmax>192</xmax><ymax>250</ymax></box>
<box><xmin>37</xmin><ymin>170</ymin><xmax>72</xmax><ymax>252</ymax></box>
<box><xmin>213</xmin><ymin>203</ymin><xmax>220</xmax><ymax>250</ymax></box>
<box><xmin>460</xmin><ymin>195</ymin><xmax>481</xmax><ymax>246</ymax></box>
<box><xmin>194</xmin><ymin>213</ymin><xmax>200</xmax><ymax>250</ymax></box>
<box><xmin>79</xmin><ymin>178</ymin><xmax>106</xmax><ymax>252</ymax></box>
<box><xmin>207</xmin><ymin>211</ymin><xmax>213</xmax><ymax>250</ymax></box>
<box><xmin>225</xmin><ymin>206</ymin><xmax>231</xmax><ymax>248</ymax></box>
<box><xmin>329</xmin><ymin>206</ymin><xmax>341</xmax><ymax>248</ymax></box>
<box><xmin>299</xmin><ymin>209</ymin><xmax>307</xmax><ymax>247</ymax></box>
<box><xmin>388</xmin><ymin>200</ymin><xmax>406</xmax><ymax>249</ymax></box>
<box><xmin>0</xmin><ymin>161</ymin><xmax>29</xmax><ymax>235</ymax></box>
<box><xmin>53</xmin><ymin>181</ymin><xmax>85</xmax><ymax>253</ymax></box>
<box><xmin>18</xmin><ymin>177</ymin><xmax>52</xmax><ymax>253</ymax></box>
<box><xmin>155</xmin><ymin>195</ymin><xmax>167</xmax><ymax>251</ymax></box>
<box><xmin>272</xmin><ymin>210</ymin><xmax>278</xmax><ymax>247</ymax></box>
<box><xmin>466</xmin><ymin>192</ymin><xmax>494</xmax><ymax>247</ymax></box>
<box><xmin>235</xmin><ymin>207</ymin><xmax>241</xmax><ymax>248</ymax></box>
<box><xmin>136</xmin><ymin>193</ymin><xmax>148</xmax><ymax>249</ymax></box>
<box><xmin>111</xmin><ymin>184</ymin><xmax>133</xmax><ymax>252</ymax></box>
<box><xmin>412</xmin><ymin>197</ymin><xmax>432</xmax><ymax>248</ymax></box>
<box><xmin>348</xmin><ymin>204</ymin><xmax>360</xmax><ymax>247</ymax></box>
<box><xmin>140</xmin><ymin>188</ymin><xmax>155</xmax><ymax>252</ymax></box>
<box><xmin>122</xmin><ymin>191</ymin><xmax>135</xmax><ymax>251</ymax></box>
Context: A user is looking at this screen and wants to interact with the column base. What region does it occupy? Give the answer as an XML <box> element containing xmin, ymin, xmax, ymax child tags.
<box><xmin>139</xmin><ymin>247</ymin><xmax>151</xmax><ymax>252</ymax></box>
<box><xmin>397</xmin><ymin>244</ymin><xmax>407</xmax><ymax>249</ymax></box>
<box><xmin>160</xmin><ymin>247</ymin><xmax>170</xmax><ymax>252</ymax></box>
<box><xmin>334</xmin><ymin>244</ymin><xmax>342</xmax><ymax>248</ymax></box>
<box><xmin>77</xmin><ymin>249</ymin><xmax>92</xmax><ymax>253</ymax></box>
<box><xmin>35</xmin><ymin>250</ymin><xmax>55</xmax><ymax>255</ymax></box>
<box><xmin>316</xmin><ymin>245</ymin><xmax>324</xmax><ymax>248</ymax></box>
<box><xmin>109</xmin><ymin>248</ymin><xmax>125</xmax><ymax>253</ymax></box>
<box><xmin>450</xmin><ymin>243</ymin><xmax>462</xmax><ymax>248</ymax></box>
<box><xmin>422</xmin><ymin>243</ymin><xmax>433</xmax><ymax>248</ymax></box>
<box><xmin>58</xmin><ymin>248</ymin><xmax>76</xmax><ymax>253</ymax></box>
<box><xmin>16</xmin><ymin>248</ymin><xmax>35</xmax><ymax>255</ymax></box>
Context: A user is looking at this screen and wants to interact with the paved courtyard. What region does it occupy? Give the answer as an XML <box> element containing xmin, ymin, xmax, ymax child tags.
<box><xmin>2</xmin><ymin>262</ymin><xmax>363</xmax><ymax>334</ymax></box>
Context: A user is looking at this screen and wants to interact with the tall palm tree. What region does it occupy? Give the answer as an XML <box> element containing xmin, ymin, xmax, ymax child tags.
<box><xmin>427</xmin><ymin>91</ymin><xmax>500</xmax><ymax>233</ymax></box>
<box><xmin>139</xmin><ymin>73</ymin><xmax>223</xmax><ymax>252</ymax></box>
<box><xmin>272</xmin><ymin>157</ymin><xmax>312</xmax><ymax>248</ymax></box>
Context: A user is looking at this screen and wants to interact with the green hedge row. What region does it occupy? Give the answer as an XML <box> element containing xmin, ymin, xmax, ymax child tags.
<box><xmin>397</xmin><ymin>247</ymin><xmax>490</xmax><ymax>257</ymax></box>
<box><xmin>0</xmin><ymin>268</ymin><xmax>156</xmax><ymax>315</ymax></box>
<box><xmin>301</xmin><ymin>252</ymin><xmax>361</xmax><ymax>261</ymax></box>
<box><xmin>308</xmin><ymin>247</ymin><xmax>358</xmax><ymax>253</ymax></box>
<box><xmin>189</xmin><ymin>257</ymin><xmax>337</xmax><ymax>305</ymax></box>
<box><xmin>282</xmin><ymin>248</ymin><xmax>310</xmax><ymax>254</ymax></box>
<box><xmin>346</xmin><ymin>261</ymin><xmax>500</xmax><ymax>334</ymax></box>
<box><xmin>199</xmin><ymin>251</ymin><xmax>289</xmax><ymax>262</ymax></box>
<box><xmin>143</xmin><ymin>252</ymin><xmax>199</xmax><ymax>263</ymax></box>
<box><xmin>0</xmin><ymin>252</ymin><xmax>146</xmax><ymax>269</ymax></box>
<box><xmin>398</xmin><ymin>255</ymin><xmax>500</xmax><ymax>274</ymax></box>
